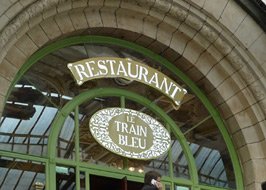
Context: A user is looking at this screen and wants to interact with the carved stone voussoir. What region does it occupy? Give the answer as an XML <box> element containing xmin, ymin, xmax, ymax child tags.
<box><xmin>0</xmin><ymin>25</ymin><xmax>17</xmax><ymax>50</ymax></box>
<box><xmin>27</xmin><ymin>2</ymin><xmax>45</xmax><ymax>17</ymax></box>
<box><xmin>240</xmin><ymin>66</ymin><xmax>256</xmax><ymax>84</ymax></box>
<box><xmin>186</xmin><ymin>14</ymin><xmax>203</xmax><ymax>31</ymax></box>
<box><xmin>250</xmin><ymin>82</ymin><xmax>265</xmax><ymax>101</ymax></box>
<box><xmin>214</xmin><ymin>37</ymin><xmax>232</xmax><ymax>55</ymax></box>
<box><xmin>169</xmin><ymin>4</ymin><xmax>188</xmax><ymax>22</ymax></box>
<box><xmin>226</xmin><ymin>50</ymin><xmax>244</xmax><ymax>70</ymax></box>
<box><xmin>134</xmin><ymin>0</ymin><xmax>155</xmax><ymax>7</ymax></box>
<box><xmin>200</xmin><ymin>25</ymin><xmax>218</xmax><ymax>43</ymax></box>
<box><xmin>152</xmin><ymin>0</ymin><xmax>172</xmax><ymax>13</ymax></box>
<box><xmin>0</xmin><ymin>0</ymin><xmax>63</xmax><ymax>60</ymax></box>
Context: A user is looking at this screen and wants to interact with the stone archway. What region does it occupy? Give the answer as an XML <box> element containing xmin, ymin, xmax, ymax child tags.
<box><xmin>0</xmin><ymin>0</ymin><xmax>265</xmax><ymax>189</ymax></box>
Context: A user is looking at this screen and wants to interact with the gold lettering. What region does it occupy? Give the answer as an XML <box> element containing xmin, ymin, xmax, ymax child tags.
<box><xmin>106</xmin><ymin>59</ymin><xmax>116</xmax><ymax>75</ymax></box>
<box><xmin>74</xmin><ymin>64</ymin><xmax>88</xmax><ymax>80</ymax></box>
<box><xmin>127</xmin><ymin>62</ymin><xmax>139</xmax><ymax>78</ymax></box>
<box><xmin>117</xmin><ymin>61</ymin><xmax>128</xmax><ymax>77</ymax></box>
<box><xmin>138</xmin><ymin>66</ymin><xmax>149</xmax><ymax>83</ymax></box>
<box><xmin>148</xmin><ymin>73</ymin><xmax>160</xmax><ymax>88</ymax></box>
<box><xmin>68</xmin><ymin>57</ymin><xmax>187</xmax><ymax>107</ymax></box>
<box><xmin>159</xmin><ymin>77</ymin><xmax>173</xmax><ymax>95</ymax></box>
<box><xmin>97</xmin><ymin>60</ymin><xmax>108</xmax><ymax>75</ymax></box>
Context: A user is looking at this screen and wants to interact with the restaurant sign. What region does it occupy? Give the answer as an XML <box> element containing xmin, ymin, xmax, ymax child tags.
<box><xmin>89</xmin><ymin>108</ymin><xmax>171</xmax><ymax>160</ymax></box>
<box><xmin>68</xmin><ymin>57</ymin><xmax>187</xmax><ymax>108</ymax></box>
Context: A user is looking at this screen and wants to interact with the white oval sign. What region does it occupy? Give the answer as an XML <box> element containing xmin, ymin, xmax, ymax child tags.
<box><xmin>89</xmin><ymin>108</ymin><xmax>171</xmax><ymax>160</ymax></box>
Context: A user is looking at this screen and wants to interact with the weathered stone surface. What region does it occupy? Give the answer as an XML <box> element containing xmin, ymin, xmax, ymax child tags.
<box><xmin>0</xmin><ymin>0</ymin><xmax>265</xmax><ymax>189</ymax></box>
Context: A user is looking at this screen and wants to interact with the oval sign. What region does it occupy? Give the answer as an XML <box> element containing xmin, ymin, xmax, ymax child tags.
<box><xmin>89</xmin><ymin>108</ymin><xmax>171</xmax><ymax>160</ymax></box>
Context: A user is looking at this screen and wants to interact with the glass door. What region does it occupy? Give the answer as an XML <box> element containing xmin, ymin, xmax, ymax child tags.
<box><xmin>55</xmin><ymin>165</ymin><xmax>77</xmax><ymax>190</ymax></box>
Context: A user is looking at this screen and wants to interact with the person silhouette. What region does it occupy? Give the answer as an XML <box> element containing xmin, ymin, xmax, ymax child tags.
<box><xmin>141</xmin><ymin>170</ymin><xmax>164</xmax><ymax>190</ymax></box>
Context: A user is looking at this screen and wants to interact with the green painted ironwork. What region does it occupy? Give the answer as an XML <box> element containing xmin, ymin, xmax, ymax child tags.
<box><xmin>85</xmin><ymin>171</ymin><xmax>90</xmax><ymax>190</ymax></box>
<box><xmin>0</xmin><ymin>150</ymin><xmax>47</xmax><ymax>162</ymax></box>
<box><xmin>47</xmin><ymin>88</ymin><xmax>197</xmax><ymax>187</ymax></box>
<box><xmin>75</xmin><ymin>106</ymin><xmax>80</xmax><ymax>190</ymax></box>
<box><xmin>121</xmin><ymin>96</ymin><xmax>125</xmax><ymax>108</ymax></box>
<box><xmin>0</xmin><ymin>35</ymin><xmax>244</xmax><ymax>190</ymax></box>
<box><xmin>167</xmin><ymin>124</ymin><xmax>174</xmax><ymax>179</ymax></box>
<box><xmin>167</xmin><ymin>124</ymin><xmax>175</xmax><ymax>190</ymax></box>
<box><xmin>45</xmin><ymin>162</ymin><xmax>50</xmax><ymax>189</ymax></box>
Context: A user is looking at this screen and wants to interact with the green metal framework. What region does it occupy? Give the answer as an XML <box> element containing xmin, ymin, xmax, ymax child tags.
<box><xmin>0</xmin><ymin>35</ymin><xmax>244</xmax><ymax>190</ymax></box>
<box><xmin>48</xmin><ymin>88</ymin><xmax>196</xmax><ymax>190</ymax></box>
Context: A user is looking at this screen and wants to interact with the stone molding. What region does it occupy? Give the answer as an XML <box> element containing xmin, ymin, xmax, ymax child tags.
<box><xmin>0</xmin><ymin>0</ymin><xmax>265</xmax><ymax>188</ymax></box>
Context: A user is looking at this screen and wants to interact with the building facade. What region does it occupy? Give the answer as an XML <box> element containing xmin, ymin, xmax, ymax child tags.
<box><xmin>0</xmin><ymin>0</ymin><xmax>265</xmax><ymax>190</ymax></box>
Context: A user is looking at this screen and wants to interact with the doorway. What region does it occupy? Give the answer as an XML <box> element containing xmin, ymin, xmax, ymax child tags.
<box><xmin>55</xmin><ymin>167</ymin><xmax>144</xmax><ymax>190</ymax></box>
<box><xmin>90</xmin><ymin>175</ymin><xmax>143</xmax><ymax>190</ymax></box>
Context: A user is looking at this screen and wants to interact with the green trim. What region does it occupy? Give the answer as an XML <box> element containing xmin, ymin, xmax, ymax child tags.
<box><xmin>85</xmin><ymin>171</ymin><xmax>90</xmax><ymax>190</ymax></box>
<box><xmin>76</xmin><ymin>165</ymin><xmax>80</xmax><ymax>190</ymax></box>
<box><xmin>120</xmin><ymin>91</ymin><xmax>127</xmax><ymax>177</ymax></box>
<box><xmin>75</xmin><ymin>106</ymin><xmax>80</xmax><ymax>190</ymax></box>
<box><xmin>48</xmin><ymin>162</ymin><xmax>56</xmax><ymax>190</ymax></box>
<box><xmin>167</xmin><ymin>124</ymin><xmax>174</xmax><ymax>179</ymax></box>
<box><xmin>45</xmin><ymin>162</ymin><xmax>50</xmax><ymax>189</ymax></box>
<box><xmin>75</xmin><ymin>106</ymin><xmax>80</xmax><ymax>162</ymax></box>
<box><xmin>121</xmin><ymin>96</ymin><xmax>125</xmax><ymax>108</ymax></box>
<box><xmin>47</xmin><ymin>88</ymin><xmax>198</xmax><ymax>184</ymax></box>
<box><xmin>197</xmin><ymin>184</ymin><xmax>234</xmax><ymax>190</ymax></box>
<box><xmin>3</xmin><ymin>35</ymin><xmax>244</xmax><ymax>190</ymax></box>
<box><xmin>123</xmin><ymin>158</ymin><xmax>128</xmax><ymax>170</ymax></box>
<box><xmin>0</xmin><ymin>150</ymin><xmax>48</xmax><ymax>163</ymax></box>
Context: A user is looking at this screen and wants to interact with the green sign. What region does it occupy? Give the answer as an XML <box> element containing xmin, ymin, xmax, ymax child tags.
<box><xmin>68</xmin><ymin>57</ymin><xmax>187</xmax><ymax>108</ymax></box>
<box><xmin>89</xmin><ymin>108</ymin><xmax>171</xmax><ymax>160</ymax></box>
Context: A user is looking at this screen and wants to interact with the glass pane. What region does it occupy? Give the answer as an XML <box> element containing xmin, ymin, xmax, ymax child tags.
<box><xmin>143</xmin><ymin>153</ymin><xmax>170</xmax><ymax>176</ymax></box>
<box><xmin>185</xmin><ymin>117</ymin><xmax>236</xmax><ymax>189</ymax></box>
<box><xmin>165</xmin><ymin>184</ymin><xmax>171</xmax><ymax>190</ymax></box>
<box><xmin>0</xmin><ymin>157</ymin><xmax>45</xmax><ymax>190</ymax></box>
<box><xmin>80</xmin><ymin>171</ymin><xmax>85</xmax><ymax>190</ymax></box>
<box><xmin>57</xmin><ymin>112</ymin><xmax>75</xmax><ymax>159</ymax></box>
<box><xmin>1</xmin><ymin>42</ymin><xmax>179</xmax><ymax>159</ymax></box>
<box><xmin>79</xmin><ymin>96</ymin><xmax>127</xmax><ymax>168</ymax></box>
<box><xmin>175</xmin><ymin>185</ymin><xmax>190</xmax><ymax>190</ymax></box>
<box><xmin>0</xmin><ymin>83</ymin><xmax>59</xmax><ymax>156</ymax></box>
<box><xmin>170</xmin><ymin>139</ymin><xmax>189</xmax><ymax>179</ymax></box>
<box><xmin>56</xmin><ymin>166</ymin><xmax>76</xmax><ymax>190</ymax></box>
<box><xmin>1</xmin><ymin>41</ymin><xmax>240</xmax><ymax>190</ymax></box>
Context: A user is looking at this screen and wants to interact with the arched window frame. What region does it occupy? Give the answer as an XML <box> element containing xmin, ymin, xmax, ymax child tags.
<box><xmin>0</xmin><ymin>35</ymin><xmax>244</xmax><ymax>190</ymax></box>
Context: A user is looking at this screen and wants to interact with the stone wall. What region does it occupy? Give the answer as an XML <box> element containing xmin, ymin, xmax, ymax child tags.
<box><xmin>0</xmin><ymin>0</ymin><xmax>265</xmax><ymax>189</ymax></box>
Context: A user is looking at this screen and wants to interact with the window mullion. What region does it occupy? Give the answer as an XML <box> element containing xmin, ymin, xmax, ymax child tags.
<box><xmin>75</xmin><ymin>106</ymin><xmax>80</xmax><ymax>190</ymax></box>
